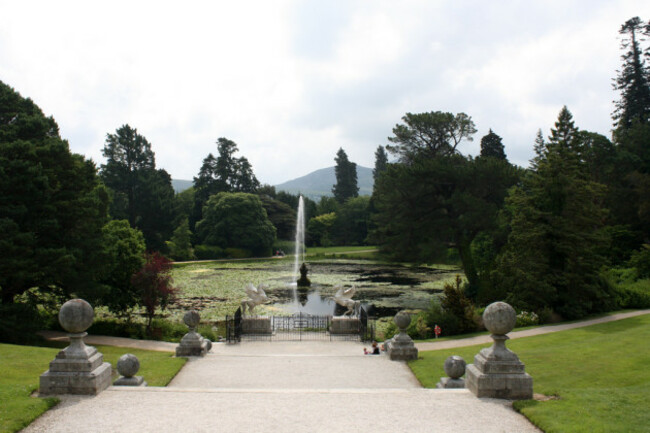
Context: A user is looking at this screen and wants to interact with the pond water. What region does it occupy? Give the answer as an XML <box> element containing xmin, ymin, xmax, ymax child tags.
<box><xmin>171</xmin><ymin>259</ymin><xmax>463</xmax><ymax>321</ymax></box>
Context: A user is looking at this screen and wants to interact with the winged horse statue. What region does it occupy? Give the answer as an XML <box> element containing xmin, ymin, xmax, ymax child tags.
<box><xmin>333</xmin><ymin>286</ymin><xmax>361</xmax><ymax>316</ymax></box>
<box><xmin>241</xmin><ymin>283</ymin><xmax>269</xmax><ymax>316</ymax></box>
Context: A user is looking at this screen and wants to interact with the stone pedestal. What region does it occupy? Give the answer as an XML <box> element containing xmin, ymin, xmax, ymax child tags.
<box><xmin>114</xmin><ymin>354</ymin><xmax>147</xmax><ymax>387</ymax></box>
<box><xmin>436</xmin><ymin>355</ymin><xmax>466</xmax><ymax>389</ymax></box>
<box><xmin>466</xmin><ymin>302</ymin><xmax>533</xmax><ymax>400</ymax></box>
<box><xmin>387</xmin><ymin>311</ymin><xmax>418</xmax><ymax>361</ymax></box>
<box><xmin>40</xmin><ymin>299</ymin><xmax>112</xmax><ymax>395</ymax></box>
<box><xmin>330</xmin><ymin>317</ymin><xmax>360</xmax><ymax>334</ymax></box>
<box><xmin>176</xmin><ymin>310</ymin><xmax>209</xmax><ymax>357</ymax></box>
<box><xmin>242</xmin><ymin>317</ymin><xmax>272</xmax><ymax>334</ymax></box>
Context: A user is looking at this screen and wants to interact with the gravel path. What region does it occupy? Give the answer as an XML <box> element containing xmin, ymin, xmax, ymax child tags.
<box><xmin>25</xmin><ymin>341</ymin><xmax>540</xmax><ymax>432</ymax></box>
<box><xmin>30</xmin><ymin>311</ymin><xmax>648</xmax><ymax>432</ymax></box>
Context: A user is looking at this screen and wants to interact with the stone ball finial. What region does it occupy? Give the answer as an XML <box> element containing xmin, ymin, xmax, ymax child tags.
<box><xmin>183</xmin><ymin>310</ymin><xmax>201</xmax><ymax>328</ymax></box>
<box><xmin>58</xmin><ymin>299</ymin><xmax>94</xmax><ymax>334</ymax></box>
<box><xmin>444</xmin><ymin>355</ymin><xmax>466</xmax><ymax>379</ymax></box>
<box><xmin>483</xmin><ymin>301</ymin><xmax>516</xmax><ymax>335</ymax></box>
<box><xmin>394</xmin><ymin>311</ymin><xmax>411</xmax><ymax>331</ymax></box>
<box><xmin>117</xmin><ymin>354</ymin><xmax>140</xmax><ymax>378</ymax></box>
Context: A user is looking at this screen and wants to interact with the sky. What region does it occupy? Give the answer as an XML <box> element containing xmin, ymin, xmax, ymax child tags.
<box><xmin>1</xmin><ymin>1</ymin><xmax>650</xmax><ymax>185</ymax></box>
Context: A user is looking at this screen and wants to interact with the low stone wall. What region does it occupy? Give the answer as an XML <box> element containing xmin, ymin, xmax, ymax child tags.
<box><xmin>242</xmin><ymin>317</ymin><xmax>272</xmax><ymax>334</ymax></box>
<box><xmin>330</xmin><ymin>317</ymin><xmax>360</xmax><ymax>334</ymax></box>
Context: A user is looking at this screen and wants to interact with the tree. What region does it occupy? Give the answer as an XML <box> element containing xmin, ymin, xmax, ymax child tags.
<box><xmin>613</xmin><ymin>17</ymin><xmax>650</xmax><ymax>132</ymax></box>
<box><xmin>332</xmin><ymin>196</ymin><xmax>371</xmax><ymax>245</ymax></box>
<box><xmin>307</xmin><ymin>213</ymin><xmax>337</xmax><ymax>247</ymax></box>
<box><xmin>372</xmin><ymin>154</ymin><xmax>519</xmax><ymax>293</ymax></box>
<box><xmin>101</xmin><ymin>125</ymin><xmax>154</xmax><ymax>225</ymax></box>
<box><xmin>494</xmin><ymin>107</ymin><xmax>614</xmax><ymax>318</ymax></box>
<box><xmin>195</xmin><ymin>192</ymin><xmax>276</xmax><ymax>256</ymax></box>
<box><xmin>479</xmin><ymin>129</ymin><xmax>507</xmax><ymax>160</ymax></box>
<box><xmin>99</xmin><ymin>220</ymin><xmax>146</xmax><ymax>314</ymax></box>
<box><xmin>100</xmin><ymin>125</ymin><xmax>175</xmax><ymax>251</ymax></box>
<box><xmin>332</xmin><ymin>148</ymin><xmax>359</xmax><ymax>203</ymax></box>
<box><xmin>259</xmin><ymin>195</ymin><xmax>296</xmax><ymax>240</ymax></box>
<box><xmin>131</xmin><ymin>252</ymin><xmax>177</xmax><ymax>331</ymax></box>
<box><xmin>373</xmin><ymin>145</ymin><xmax>389</xmax><ymax>183</ymax></box>
<box><xmin>0</xmin><ymin>80</ymin><xmax>110</xmax><ymax>304</ymax></box>
<box><xmin>192</xmin><ymin>138</ymin><xmax>260</xmax><ymax>229</ymax></box>
<box><xmin>166</xmin><ymin>218</ymin><xmax>194</xmax><ymax>261</ymax></box>
<box><xmin>386</xmin><ymin>111</ymin><xmax>477</xmax><ymax>162</ymax></box>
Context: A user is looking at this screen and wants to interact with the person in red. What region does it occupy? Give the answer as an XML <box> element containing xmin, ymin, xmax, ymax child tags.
<box><xmin>434</xmin><ymin>324</ymin><xmax>441</xmax><ymax>338</ymax></box>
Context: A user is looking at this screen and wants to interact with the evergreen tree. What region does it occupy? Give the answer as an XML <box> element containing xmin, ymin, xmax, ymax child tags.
<box><xmin>494</xmin><ymin>107</ymin><xmax>614</xmax><ymax>318</ymax></box>
<box><xmin>332</xmin><ymin>148</ymin><xmax>359</xmax><ymax>203</ymax></box>
<box><xmin>100</xmin><ymin>125</ymin><xmax>175</xmax><ymax>251</ymax></box>
<box><xmin>479</xmin><ymin>129</ymin><xmax>507</xmax><ymax>160</ymax></box>
<box><xmin>0</xmin><ymin>81</ymin><xmax>110</xmax><ymax>304</ymax></box>
<box><xmin>373</xmin><ymin>145</ymin><xmax>389</xmax><ymax>182</ymax></box>
<box><xmin>192</xmin><ymin>138</ymin><xmax>259</xmax><ymax>228</ymax></box>
<box><xmin>613</xmin><ymin>17</ymin><xmax>650</xmax><ymax>132</ymax></box>
<box><xmin>166</xmin><ymin>218</ymin><xmax>194</xmax><ymax>261</ymax></box>
<box><xmin>386</xmin><ymin>111</ymin><xmax>477</xmax><ymax>162</ymax></box>
<box><xmin>195</xmin><ymin>192</ymin><xmax>276</xmax><ymax>256</ymax></box>
<box><xmin>101</xmin><ymin>125</ymin><xmax>154</xmax><ymax>225</ymax></box>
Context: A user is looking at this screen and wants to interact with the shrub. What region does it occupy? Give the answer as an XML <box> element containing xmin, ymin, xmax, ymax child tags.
<box><xmin>440</xmin><ymin>275</ymin><xmax>478</xmax><ymax>334</ymax></box>
<box><xmin>617</xmin><ymin>280</ymin><xmax>650</xmax><ymax>308</ymax></box>
<box><xmin>0</xmin><ymin>302</ymin><xmax>44</xmax><ymax>344</ymax></box>
<box><xmin>194</xmin><ymin>245</ymin><xmax>225</xmax><ymax>260</ymax></box>
<box><xmin>423</xmin><ymin>301</ymin><xmax>463</xmax><ymax>337</ymax></box>
<box><xmin>628</xmin><ymin>245</ymin><xmax>650</xmax><ymax>278</ymax></box>
<box><xmin>225</xmin><ymin>247</ymin><xmax>253</xmax><ymax>259</ymax></box>
<box><xmin>515</xmin><ymin>311</ymin><xmax>539</xmax><ymax>327</ymax></box>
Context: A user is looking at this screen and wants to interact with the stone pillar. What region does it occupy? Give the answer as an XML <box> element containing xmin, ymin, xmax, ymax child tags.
<box><xmin>39</xmin><ymin>299</ymin><xmax>112</xmax><ymax>395</ymax></box>
<box><xmin>436</xmin><ymin>355</ymin><xmax>466</xmax><ymax>388</ymax></box>
<box><xmin>114</xmin><ymin>354</ymin><xmax>146</xmax><ymax>386</ymax></box>
<box><xmin>175</xmin><ymin>310</ymin><xmax>210</xmax><ymax>357</ymax></box>
<box><xmin>466</xmin><ymin>302</ymin><xmax>533</xmax><ymax>399</ymax></box>
<box><xmin>387</xmin><ymin>311</ymin><xmax>418</xmax><ymax>361</ymax></box>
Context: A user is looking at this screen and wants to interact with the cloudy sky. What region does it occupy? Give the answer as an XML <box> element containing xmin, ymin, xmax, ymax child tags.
<box><xmin>1</xmin><ymin>1</ymin><xmax>649</xmax><ymax>185</ymax></box>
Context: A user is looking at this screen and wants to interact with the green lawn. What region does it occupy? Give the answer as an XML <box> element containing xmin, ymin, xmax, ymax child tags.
<box><xmin>409</xmin><ymin>314</ymin><xmax>650</xmax><ymax>433</ymax></box>
<box><xmin>0</xmin><ymin>343</ymin><xmax>186</xmax><ymax>433</ymax></box>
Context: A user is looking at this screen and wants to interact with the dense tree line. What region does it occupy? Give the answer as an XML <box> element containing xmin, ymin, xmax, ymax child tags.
<box><xmin>371</xmin><ymin>16</ymin><xmax>650</xmax><ymax>320</ymax></box>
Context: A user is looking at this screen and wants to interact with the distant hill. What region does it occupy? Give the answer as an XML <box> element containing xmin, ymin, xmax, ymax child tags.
<box><xmin>274</xmin><ymin>166</ymin><xmax>373</xmax><ymax>200</ymax></box>
<box><xmin>171</xmin><ymin>179</ymin><xmax>193</xmax><ymax>193</ymax></box>
<box><xmin>171</xmin><ymin>166</ymin><xmax>374</xmax><ymax>199</ymax></box>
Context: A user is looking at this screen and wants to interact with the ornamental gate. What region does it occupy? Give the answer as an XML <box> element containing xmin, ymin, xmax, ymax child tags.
<box><xmin>225</xmin><ymin>307</ymin><xmax>375</xmax><ymax>343</ymax></box>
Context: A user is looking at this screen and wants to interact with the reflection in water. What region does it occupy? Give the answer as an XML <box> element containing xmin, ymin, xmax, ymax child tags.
<box><xmin>273</xmin><ymin>286</ymin><xmax>386</xmax><ymax>316</ymax></box>
<box><xmin>275</xmin><ymin>288</ymin><xmax>336</xmax><ymax>315</ymax></box>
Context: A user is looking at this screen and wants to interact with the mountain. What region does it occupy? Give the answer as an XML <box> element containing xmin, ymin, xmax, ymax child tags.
<box><xmin>274</xmin><ymin>165</ymin><xmax>373</xmax><ymax>200</ymax></box>
<box><xmin>171</xmin><ymin>179</ymin><xmax>193</xmax><ymax>193</ymax></box>
<box><xmin>171</xmin><ymin>166</ymin><xmax>374</xmax><ymax>199</ymax></box>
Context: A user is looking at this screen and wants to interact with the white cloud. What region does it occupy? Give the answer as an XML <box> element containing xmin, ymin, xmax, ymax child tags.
<box><xmin>1</xmin><ymin>1</ymin><xmax>650</xmax><ymax>183</ymax></box>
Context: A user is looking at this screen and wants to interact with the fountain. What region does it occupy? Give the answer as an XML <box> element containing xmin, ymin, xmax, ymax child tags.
<box><xmin>292</xmin><ymin>195</ymin><xmax>306</xmax><ymax>286</ymax></box>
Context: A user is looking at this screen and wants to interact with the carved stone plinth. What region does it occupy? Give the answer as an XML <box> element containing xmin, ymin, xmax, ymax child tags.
<box><xmin>330</xmin><ymin>317</ymin><xmax>360</xmax><ymax>334</ymax></box>
<box><xmin>242</xmin><ymin>317</ymin><xmax>272</xmax><ymax>334</ymax></box>
<box><xmin>114</xmin><ymin>354</ymin><xmax>147</xmax><ymax>387</ymax></box>
<box><xmin>175</xmin><ymin>310</ymin><xmax>210</xmax><ymax>357</ymax></box>
<box><xmin>466</xmin><ymin>302</ymin><xmax>533</xmax><ymax>400</ymax></box>
<box><xmin>387</xmin><ymin>311</ymin><xmax>418</xmax><ymax>361</ymax></box>
<box><xmin>40</xmin><ymin>299</ymin><xmax>111</xmax><ymax>395</ymax></box>
<box><xmin>436</xmin><ymin>355</ymin><xmax>466</xmax><ymax>389</ymax></box>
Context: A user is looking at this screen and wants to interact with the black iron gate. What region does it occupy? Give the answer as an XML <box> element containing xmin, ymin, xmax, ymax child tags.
<box><xmin>225</xmin><ymin>307</ymin><xmax>242</xmax><ymax>343</ymax></box>
<box><xmin>226</xmin><ymin>307</ymin><xmax>375</xmax><ymax>343</ymax></box>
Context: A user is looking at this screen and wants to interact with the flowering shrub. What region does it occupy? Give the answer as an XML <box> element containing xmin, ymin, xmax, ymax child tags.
<box><xmin>515</xmin><ymin>310</ymin><xmax>539</xmax><ymax>327</ymax></box>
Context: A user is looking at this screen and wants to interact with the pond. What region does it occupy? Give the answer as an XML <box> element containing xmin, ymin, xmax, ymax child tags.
<box><xmin>169</xmin><ymin>259</ymin><xmax>463</xmax><ymax>322</ymax></box>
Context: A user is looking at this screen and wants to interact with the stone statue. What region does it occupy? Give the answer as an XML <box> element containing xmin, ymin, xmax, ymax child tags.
<box><xmin>297</xmin><ymin>262</ymin><xmax>311</xmax><ymax>287</ymax></box>
<box><xmin>333</xmin><ymin>286</ymin><xmax>360</xmax><ymax>316</ymax></box>
<box><xmin>241</xmin><ymin>283</ymin><xmax>269</xmax><ymax>315</ymax></box>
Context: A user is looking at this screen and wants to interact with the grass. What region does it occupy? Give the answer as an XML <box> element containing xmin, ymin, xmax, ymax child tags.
<box><xmin>0</xmin><ymin>342</ymin><xmax>186</xmax><ymax>433</ymax></box>
<box><xmin>409</xmin><ymin>314</ymin><xmax>650</xmax><ymax>433</ymax></box>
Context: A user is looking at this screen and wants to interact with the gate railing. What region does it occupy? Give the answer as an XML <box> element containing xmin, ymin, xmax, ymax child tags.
<box><xmin>225</xmin><ymin>307</ymin><xmax>375</xmax><ymax>343</ymax></box>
